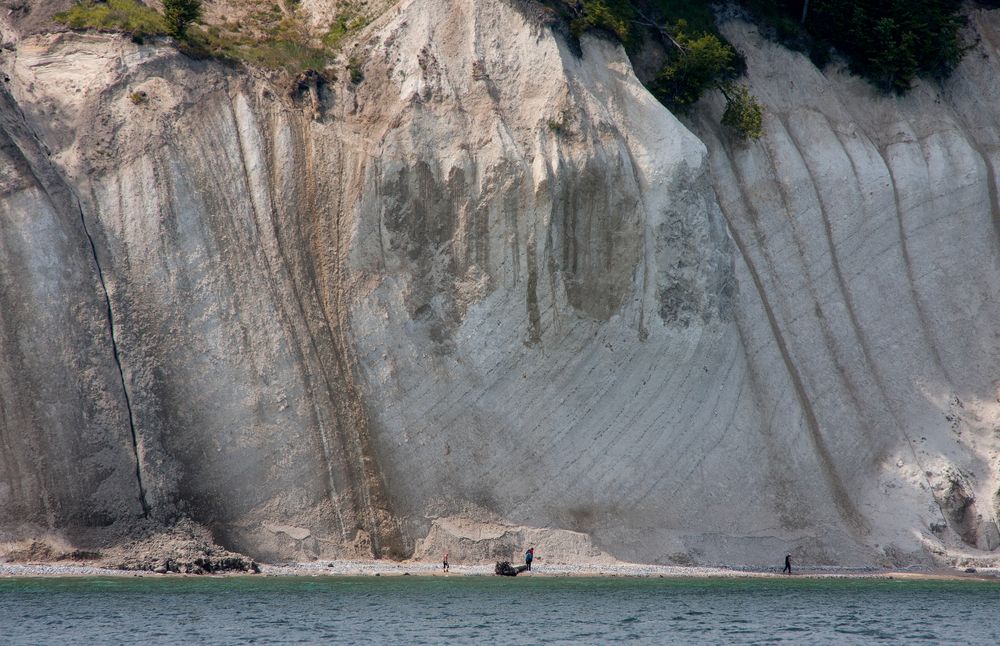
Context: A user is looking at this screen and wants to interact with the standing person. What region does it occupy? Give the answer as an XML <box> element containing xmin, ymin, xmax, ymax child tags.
<box><xmin>525</xmin><ymin>547</ymin><xmax>534</xmax><ymax>571</ymax></box>
<box><xmin>782</xmin><ymin>554</ymin><xmax>792</xmax><ymax>574</ymax></box>
<box><xmin>443</xmin><ymin>552</ymin><xmax>449</xmax><ymax>572</ymax></box>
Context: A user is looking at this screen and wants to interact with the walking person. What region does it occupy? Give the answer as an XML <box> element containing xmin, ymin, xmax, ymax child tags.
<box><xmin>525</xmin><ymin>547</ymin><xmax>534</xmax><ymax>572</ymax></box>
<box><xmin>782</xmin><ymin>554</ymin><xmax>792</xmax><ymax>574</ymax></box>
<box><xmin>443</xmin><ymin>552</ymin><xmax>449</xmax><ymax>572</ymax></box>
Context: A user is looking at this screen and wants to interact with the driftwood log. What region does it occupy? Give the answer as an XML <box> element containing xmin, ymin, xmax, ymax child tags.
<box><xmin>495</xmin><ymin>561</ymin><xmax>529</xmax><ymax>576</ymax></box>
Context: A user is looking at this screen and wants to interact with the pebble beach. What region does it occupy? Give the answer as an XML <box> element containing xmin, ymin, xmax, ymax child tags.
<box><xmin>3</xmin><ymin>559</ymin><xmax>998</xmax><ymax>580</ymax></box>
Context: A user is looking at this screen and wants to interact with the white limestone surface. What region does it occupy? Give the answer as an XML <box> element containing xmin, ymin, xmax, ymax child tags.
<box><xmin>1</xmin><ymin>0</ymin><xmax>999</xmax><ymax>568</ymax></box>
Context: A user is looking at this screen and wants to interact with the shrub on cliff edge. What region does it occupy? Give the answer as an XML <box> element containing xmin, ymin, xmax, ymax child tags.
<box><xmin>740</xmin><ymin>0</ymin><xmax>972</xmax><ymax>93</ymax></box>
<box><xmin>649</xmin><ymin>21</ymin><xmax>764</xmax><ymax>140</ymax></box>
<box><xmin>569</xmin><ymin>0</ymin><xmax>634</xmax><ymax>42</ymax></box>
<box><xmin>649</xmin><ymin>22</ymin><xmax>737</xmax><ymax>112</ymax></box>
<box><xmin>544</xmin><ymin>2</ymin><xmax>765</xmax><ymax>141</ymax></box>
<box><xmin>720</xmin><ymin>83</ymin><xmax>764</xmax><ymax>140</ymax></box>
<box><xmin>164</xmin><ymin>0</ymin><xmax>202</xmax><ymax>39</ymax></box>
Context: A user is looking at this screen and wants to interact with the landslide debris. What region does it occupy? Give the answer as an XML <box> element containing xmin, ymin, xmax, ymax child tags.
<box><xmin>0</xmin><ymin>519</ymin><xmax>259</xmax><ymax>574</ymax></box>
<box><xmin>104</xmin><ymin>518</ymin><xmax>261</xmax><ymax>574</ymax></box>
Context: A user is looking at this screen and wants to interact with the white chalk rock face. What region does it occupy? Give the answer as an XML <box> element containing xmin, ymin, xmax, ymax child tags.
<box><xmin>0</xmin><ymin>86</ymin><xmax>145</xmax><ymax>536</ymax></box>
<box><xmin>343</xmin><ymin>1</ymin><xmax>852</xmax><ymax>566</ymax></box>
<box><xmin>1</xmin><ymin>0</ymin><xmax>998</xmax><ymax>567</ymax></box>
<box><xmin>688</xmin><ymin>11</ymin><xmax>1000</xmax><ymax>562</ymax></box>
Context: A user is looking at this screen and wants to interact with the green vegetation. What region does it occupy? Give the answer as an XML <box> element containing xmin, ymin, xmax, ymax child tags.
<box><xmin>568</xmin><ymin>0</ymin><xmax>633</xmax><ymax>42</ymax></box>
<box><xmin>57</xmin><ymin>0</ymin><xmax>372</xmax><ymax>77</ymax></box>
<box><xmin>54</xmin><ymin>0</ymin><xmax>166</xmax><ymax>39</ymax></box>
<box><xmin>720</xmin><ymin>83</ymin><xmax>763</xmax><ymax>140</ymax></box>
<box><xmin>649</xmin><ymin>22</ymin><xmax>737</xmax><ymax>111</ymax></box>
<box><xmin>647</xmin><ymin>22</ymin><xmax>763</xmax><ymax>140</ymax></box>
<box><xmin>183</xmin><ymin>2</ymin><xmax>328</xmax><ymax>74</ymax></box>
<box><xmin>544</xmin><ymin>0</ymin><xmax>997</xmax><ymax>136</ymax></box>
<box><xmin>54</xmin><ymin>0</ymin><xmax>990</xmax><ymax>97</ymax></box>
<box><xmin>737</xmin><ymin>0</ymin><xmax>819</xmax><ymax>60</ymax></box>
<box><xmin>544</xmin><ymin>0</ymin><xmax>717</xmax><ymax>44</ymax></box>
<box><xmin>347</xmin><ymin>56</ymin><xmax>364</xmax><ymax>84</ymax></box>
<box><xmin>645</xmin><ymin>0</ymin><xmax>716</xmax><ymax>35</ymax></box>
<box><xmin>743</xmin><ymin>0</ymin><xmax>972</xmax><ymax>93</ymax></box>
<box><xmin>163</xmin><ymin>0</ymin><xmax>202</xmax><ymax>39</ymax></box>
<box><xmin>191</xmin><ymin>19</ymin><xmax>329</xmax><ymax>74</ymax></box>
<box><xmin>544</xmin><ymin>2</ymin><xmax>764</xmax><ymax>140</ymax></box>
<box><xmin>323</xmin><ymin>5</ymin><xmax>369</xmax><ymax>50</ymax></box>
<box><xmin>128</xmin><ymin>90</ymin><xmax>149</xmax><ymax>104</ymax></box>
<box><xmin>187</xmin><ymin>1</ymin><xmax>369</xmax><ymax>75</ymax></box>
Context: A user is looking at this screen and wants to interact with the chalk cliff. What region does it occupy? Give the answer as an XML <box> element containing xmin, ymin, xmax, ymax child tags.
<box><xmin>1</xmin><ymin>0</ymin><xmax>999</xmax><ymax>568</ymax></box>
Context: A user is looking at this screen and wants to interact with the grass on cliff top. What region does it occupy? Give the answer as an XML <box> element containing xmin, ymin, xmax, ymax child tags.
<box><xmin>55</xmin><ymin>0</ymin><xmax>371</xmax><ymax>76</ymax></box>
<box><xmin>188</xmin><ymin>23</ymin><xmax>330</xmax><ymax>75</ymax></box>
<box><xmin>322</xmin><ymin>5</ymin><xmax>370</xmax><ymax>51</ymax></box>
<box><xmin>186</xmin><ymin>2</ymin><xmax>369</xmax><ymax>75</ymax></box>
<box><xmin>543</xmin><ymin>0</ymin><xmax>719</xmax><ymax>48</ymax></box>
<box><xmin>55</xmin><ymin>0</ymin><xmax>166</xmax><ymax>39</ymax></box>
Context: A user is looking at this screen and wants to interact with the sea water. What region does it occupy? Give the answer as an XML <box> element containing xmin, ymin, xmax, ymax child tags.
<box><xmin>2</xmin><ymin>575</ymin><xmax>999</xmax><ymax>644</ymax></box>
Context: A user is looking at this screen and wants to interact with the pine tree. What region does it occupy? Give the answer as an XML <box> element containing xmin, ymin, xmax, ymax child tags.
<box><xmin>163</xmin><ymin>0</ymin><xmax>202</xmax><ymax>39</ymax></box>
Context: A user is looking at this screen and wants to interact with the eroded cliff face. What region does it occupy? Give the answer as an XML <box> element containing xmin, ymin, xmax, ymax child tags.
<box><xmin>1</xmin><ymin>0</ymin><xmax>999</xmax><ymax>567</ymax></box>
<box><xmin>687</xmin><ymin>9</ymin><xmax>1000</xmax><ymax>563</ymax></box>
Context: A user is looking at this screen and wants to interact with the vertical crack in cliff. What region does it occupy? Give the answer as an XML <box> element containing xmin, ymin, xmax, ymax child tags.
<box><xmin>304</xmin><ymin>128</ymin><xmax>383</xmax><ymax>555</ymax></box>
<box><xmin>0</xmin><ymin>88</ymin><xmax>150</xmax><ymax>519</ymax></box>
<box><xmin>75</xmin><ymin>200</ymin><xmax>151</xmax><ymax>519</ymax></box>
<box><xmin>787</xmin><ymin>130</ymin><xmax>872</xmax><ymax>400</ymax></box>
<box><xmin>0</xmin><ymin>382</ymin><xmax>29</xmax><ymax>511</ymax></box>
<box><xmin>946</xmin><ymin>15</ymin><xmax>1000</xmax><ymax>267</ymax></box>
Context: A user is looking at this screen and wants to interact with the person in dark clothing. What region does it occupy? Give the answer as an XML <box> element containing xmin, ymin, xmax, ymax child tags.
<box><xmin>782</xmin><ymin>554</ymin><xmax>792</xmax><ymax>574</ymax></box>
<box><xmin>525</xmin><ymin>547</ymin><xmax>534</xmax><ymax>571</ymax></box>
<box><xmin>443</xmin><ymin>552</ymin><xmax>449</xmax><ymax>572</ymax></box>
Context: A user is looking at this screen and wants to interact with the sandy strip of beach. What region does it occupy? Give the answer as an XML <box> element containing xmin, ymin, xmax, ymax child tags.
<box><xmin>2</xmin><ymin>560</ymin><xmax>998</xmax><ymax>580</ymax></box>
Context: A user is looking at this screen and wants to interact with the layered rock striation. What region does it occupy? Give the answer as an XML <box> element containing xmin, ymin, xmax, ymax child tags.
<box><xmin>0</xmin><ymin>0</ymin><xmax>998</xmax><ymax>567</ymax></box>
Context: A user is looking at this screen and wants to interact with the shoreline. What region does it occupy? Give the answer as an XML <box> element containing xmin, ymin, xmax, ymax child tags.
<box><xmin>3</xmin><ymin>560</ymin><xmax>999</xmax><ymax>581</ymax></box>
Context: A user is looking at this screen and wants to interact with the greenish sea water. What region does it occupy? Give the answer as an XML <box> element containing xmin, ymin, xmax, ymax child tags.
<box><xmin>2</xmin><ymin>575</ymin><xmax>999</xmax><ymax>644</ymax></box>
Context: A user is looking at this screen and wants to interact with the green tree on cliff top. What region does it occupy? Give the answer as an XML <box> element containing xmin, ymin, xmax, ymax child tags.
<box><xmin>163</xmin><ymin>0</ymin><xmax>202</xmax><ymax>39</ymax></box>
<box><xmin>648</xmin><ymin>21</ymin><xmax>765</xmax><ymax>140</ymax></box>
